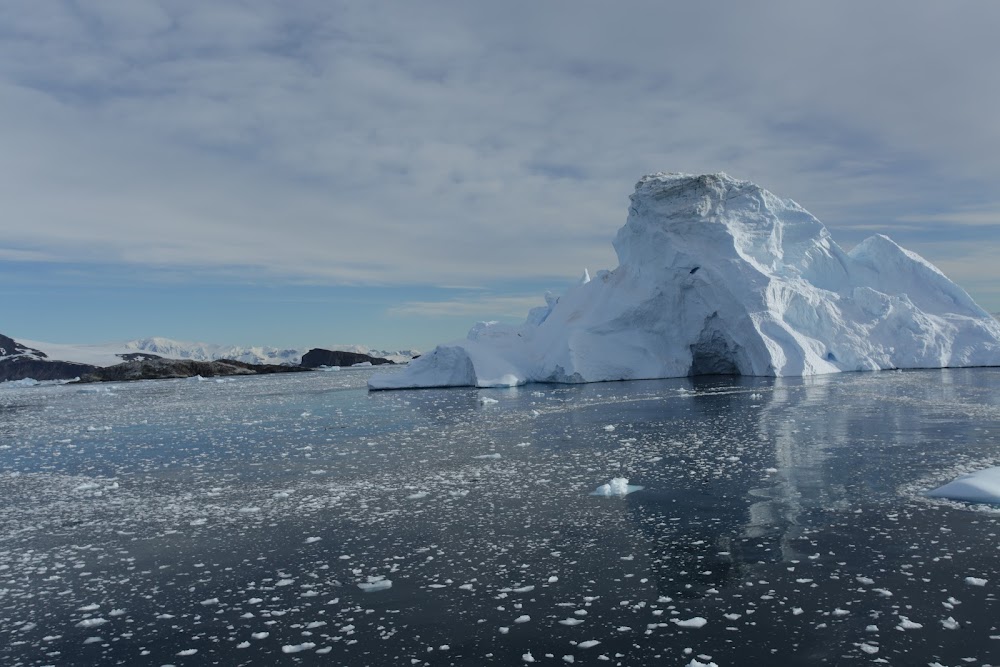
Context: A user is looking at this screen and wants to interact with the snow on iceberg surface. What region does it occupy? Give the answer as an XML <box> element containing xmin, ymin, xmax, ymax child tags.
<box><xmin>370</xmin><ymin>172</ymin><xmax>1000</xmax><ymax>390</ymax></box>
<box><xmin>927</xmin><ymin>467</ymin><xmax>1000</xmax><ymax>505</ymax></box>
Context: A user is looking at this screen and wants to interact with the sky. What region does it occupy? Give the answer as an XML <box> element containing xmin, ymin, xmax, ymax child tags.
<box><xmin>3</xmin><ymin>1</ymin><xmax>1000</xmax><ymax>352</ymax></box>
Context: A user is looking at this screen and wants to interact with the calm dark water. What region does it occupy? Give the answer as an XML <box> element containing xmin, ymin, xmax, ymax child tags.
<box><xmin>1</xmin><ymin>368</ymin><xmax>999</xmax><ymax>666</ymax></box>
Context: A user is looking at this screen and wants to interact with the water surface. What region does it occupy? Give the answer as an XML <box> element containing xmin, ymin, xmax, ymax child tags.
<box><xmin>2</xmin><ymin>368</ymin><xmax>999</xmax><ymax>665</ymax></box>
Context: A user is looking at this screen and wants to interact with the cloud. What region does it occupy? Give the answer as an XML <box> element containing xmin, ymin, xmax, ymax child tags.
<box><xmin>388</xmin><ymin>294</ymin><xmax>545</xmax><ymax>319</ymax></box>
<box><xmin>1</xmin><ymin>0</ymin><xmax>999</xmax><ymax>298</ymax></box>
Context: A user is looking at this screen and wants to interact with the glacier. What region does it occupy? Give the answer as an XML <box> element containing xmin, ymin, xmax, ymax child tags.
<box><xmin>370</xmin><ymin>172</ymin><xmax>1000</xmax><ymax>390</ymax></box>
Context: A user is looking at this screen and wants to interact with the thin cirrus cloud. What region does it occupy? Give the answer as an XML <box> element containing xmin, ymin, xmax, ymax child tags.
<box><xmin>388</xmin><ymin>295</ymin><xmax>547</xmax><ymax>319</ymax></box>
<box><xmin>2</xmin><ymin>0</ymin><xmax>1000</xmax><ymax>343</ymax></box>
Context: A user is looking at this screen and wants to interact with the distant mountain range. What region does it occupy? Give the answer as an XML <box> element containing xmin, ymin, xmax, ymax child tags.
<box><xmin>12</xmin><ymin>335</ymin><xmax>418</xmax><ymax>367</ymax></box>
<box><xmin>1</xmin><ymin>333</ymin><xmax>419</xmax><ymax>383</ymax></box>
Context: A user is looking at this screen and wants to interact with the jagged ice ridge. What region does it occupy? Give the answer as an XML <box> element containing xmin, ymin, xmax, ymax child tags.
<box><xmin>371</xmin><ymin>172</ymin><xmax>1000</xmax><ymax>390</ymax></box>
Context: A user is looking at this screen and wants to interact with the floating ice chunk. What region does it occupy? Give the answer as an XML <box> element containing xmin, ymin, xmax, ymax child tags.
<box><xmin>522</xmin><ymin>652</ymin><xmax>535</xmax><ymax>663</ymax></box>
<box><xmin>76</xmin><ymin>618</ymin><xmax>108</xmax><ymax>628</ymax></box>
<box><xmin>941</xmin><ymin>617</ymin><xmax>960</xmax><ymax>630</ymax></box>
<box><xmin>407</xmin><ymin>492</ymin><xmax>429</xmax><ymax>500</ymax></box>
<box><xmin>251</xmin><ymin>632</ymin><xmax>270</xmax><ymax>639</ymax></box>
<box><xmin>928</xmin><ymin>467</ymin><xmax>1000</xmax><ymax>504</ymax></box>
<box><xmin>514</xmin><ymin>615</ymin><xmax>531</xmax><ymax>623</ymax></box>
<box><xmin>177</xmin><ymin>648</ymin><xmax>198</xmax><ymax>656</ymax></box>
<box><xmin>602</xmin><ymin>425</ymin><xmax>615</xmax><ymax>432</ymax></box>
<box><xmin>358</xmin><ymin>577</ymin><xmax>392</xmax><ymax>592</ymax></box>
<box><xmin>671</xmin><ymin>617</ymin><xmax>708</xmax><ymax>629</ymax></box>
<box><xmin>480</xmin><ymin>396</ymin><xmax>499</xmax><ymax>405</ymax></box>
<box><xmin>965</xmin><ymin>576</ymin><xmax>988</xmax><ymax>586</ymax></box>
<box><xmin>687</xmin><ymin>660</ymin><xmax>719</xmax><ymax>667</ymax></box>
<box><xmin>282</xmin><ymin>642</ymin><xmax>316</xmax><ymax>653</ymax></box>
<box><xmin>305</xmin><ymin>536</ymin><xmax>321</xmax><ymax>543</ymax></box>
<box><xmin>559</xmin><ymin>618</ymin><xmax>585</xmax><ymax>626</ymax></box>
<box><xmin>591</xmin><ymin>478</ymin><xmax>643</xmax><ymax>497</ymax></box>
<box><xmin>895</xmin><ymin>616</ymin><xmax>922</xmax><ymax>630</ymax></box>
<box><xmin>237</xmin><ymin>642</ymin><xmax>250</xmax><ymax>649</ymax></box>
<box><xmin>578</xmin><ymin>640</ymin><xmax>600</xmax><ymax>649</ymax></box>
<box><xmin>474</xmin><ymin>453</ymin><xmax>502</xmax><ymax>460</ymax></box>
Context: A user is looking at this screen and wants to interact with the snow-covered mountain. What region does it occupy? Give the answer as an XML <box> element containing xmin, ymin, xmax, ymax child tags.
<box><xmin>12</xmin><ymin>336</ymin><xmax>418</xmax><ymax>368</ymax></box>
<box><xmin>371</xmin><ymin>172</ymin><xmax>1000</xmax><ymax>389</ymax></box>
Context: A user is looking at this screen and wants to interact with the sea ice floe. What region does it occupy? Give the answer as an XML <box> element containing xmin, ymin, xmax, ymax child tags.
<box><xmin>590</xmin><ymin>478</ymin><xmax>643</xmax><ymax>497</ymax></box>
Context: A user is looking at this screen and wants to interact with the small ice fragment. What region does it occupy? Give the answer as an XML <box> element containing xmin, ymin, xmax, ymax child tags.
<box><xmin>358</xmin><ymin>578</ymin><xmax>392</xmax><ymax>593</ymax></box>
<box><xmin>237</xmin><ymin>642</ymin><xmax>250</xmax><ymax>649</ymax></box>
<box><xmin>578</xmin><ymin>640</ymin><xmax>600</xmax><ymax>649</ymax></box>
<box><xmin>177</xmin><ymin>648</ymin><xmax>198</xmax><ymax>656</ymax></box>
<box><xmin>591</xmin><ymin>477</ymin><xmax>643</xmax><ymax>497</ymax></box>
<box><xmin>895</xmin><ymin>616</ymin><xmax>923</xmax><ymax>630</ymax></box>
<box><xmin>305</xmin><ymin>536</ymin><xmax>321</xmax><ymax>543</ymax></box>
<box><xmin>859</xmin><ymin>644</ymin><xmax>878</xmax><ymax>655</ymax></box>
<box><xmin>559</xmin><ymin>618</ymin><xmax>585</xmax><ymax>626</ymax></box>
<box><xmin>941</xmin><ymin>617</ymin><xmax>960</xmax><ymax>630</ymax></box>
<box><xmin>480</xmin><ymin>397</ymin><xmax>499</xmax><ymax>405</ymax></box>
<box><xmin>282</xmin><ymin>642</ymin><xmax>316</xmax><ymax>654</ymax></box>
<box><xmin>251</xmin><ymin>632</ymin><xmax>270</xmax><ymax>640</ymax></box>
<box><xmin>671</xmin><ymin>617</ymin><xmax>707</xmax><ymax>629</ymax></box>
<box><xmin>522</xmin><ymin>651</ymin><xmax>535</xmax><ymax>663</ymax></box>
<box><xmin>474</xmin><ymin>453</ymin><xmax>502</xmax><ymax>459</ymax></box>
<box><xmin>76</xmin><ymin>618</ymin><xmax>108</xmax><ymax>628</ymax></box>
<box><xmin>603</xmin><ymin>425</ymin><xmax>615</xmax><ymax>432</ymax></box>
<box><xmin>514</xmin><ymin>615</ymin><xmax>531</xmax><ymax>623</ymax></box>
<box><xmin>965</xmin><ymin>577</ymin><xmax>988</xmax><ymax>586</ymax></box>
<box><xmin>407</xmin><ymin>492</ymin><xmax>429</xmax><ymax>499</ymax></box>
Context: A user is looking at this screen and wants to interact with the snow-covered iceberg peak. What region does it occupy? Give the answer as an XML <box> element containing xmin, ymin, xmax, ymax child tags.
<box><xmin>370</xmin><ymin>172</ymin><xmax>1000</xmax><ymax>390</ymax></box>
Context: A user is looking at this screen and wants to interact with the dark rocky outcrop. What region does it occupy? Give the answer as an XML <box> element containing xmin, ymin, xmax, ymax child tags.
<box><xmin>115</xmin><ymin>352</ymin><xmax>163</xmax><ymax>362</ymax></box>
<box><xmin>0</xmin><ymin>356</ymin><xmax>98</xmax><ymax>382</ymax></box>
<box><xmin>300</xmin><ymin>348</ymin><xmax>395</xmax><ymax>368</ymax></box>
<box><xmin>0</xmin><ymin>333</ymin><xmax>46</xmax><ymax>359</ymax></box>
<box><xmin>0</xmin><ymin>332</ymin><xmax>93</xmax><ymax>381</ymax></box>
<box><xmin>78</xmin><ymin>358</ymin><xmax>313</xmax><ymax>383</ymax></box>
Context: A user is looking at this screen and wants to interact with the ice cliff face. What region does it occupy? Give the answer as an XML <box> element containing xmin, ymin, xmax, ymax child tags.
<box><xmin>370</xmin><ymin>172</ymin><xmax>1000</xmax><ymax>390</ymax></box>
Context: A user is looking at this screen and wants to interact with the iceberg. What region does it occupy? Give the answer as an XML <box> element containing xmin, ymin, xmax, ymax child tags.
<box><xmin>370</xmin><ymin>172</ymin><xmax>1000</xmax><ymax>390</ymax></box>
<box><xmin>927</xmin><ymin>467</ymin><xmax>1000</xmax><ymax>505</ymax></box>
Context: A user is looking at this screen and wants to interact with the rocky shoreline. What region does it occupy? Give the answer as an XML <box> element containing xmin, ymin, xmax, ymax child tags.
<box><xmin>1</xmin><ymin>335</ymin><xmax>399</xmax><ymax>384</ymax></box>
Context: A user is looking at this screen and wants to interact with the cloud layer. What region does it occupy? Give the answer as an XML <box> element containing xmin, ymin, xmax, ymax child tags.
<box><xmin>2</xmin><ymin>1</ymin><xmax>1000</xmax><ymax>312</ymax></box>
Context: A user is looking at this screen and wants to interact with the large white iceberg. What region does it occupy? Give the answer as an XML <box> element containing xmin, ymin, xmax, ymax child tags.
<box><xmin>371</xmin><ymin>172</ymin><xmax>1000</xmax><ymax>390</ymax></box>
